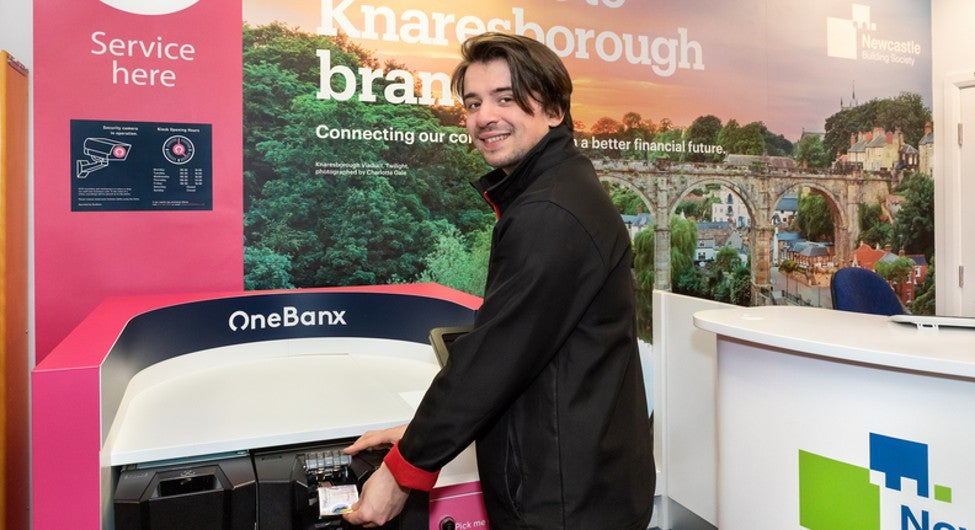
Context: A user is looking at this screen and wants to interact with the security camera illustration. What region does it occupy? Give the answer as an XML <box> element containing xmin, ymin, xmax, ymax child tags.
<box><xmin>76</xmin><ymin>137</ymin><xmax>132</xmax><ymax>179</ymax></box>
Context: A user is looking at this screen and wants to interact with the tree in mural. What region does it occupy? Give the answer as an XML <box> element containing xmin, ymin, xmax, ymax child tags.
<box><xmin>591</xmin><ymin>116</ymin><xmax>623</xmax><ymax>136</ymax></box>
<box><xmin>875</xmin><ymin>255</ymin><xmax>916</xmax><ymax>301</ymax></box>
<box><xmin>242</xmin><ymin>23</ymin><xmax>492</xmax><ymax>290</ymax></box>
<box><xmin>675</xmin><ymin>197</ymin><xmax>709</xmax><ymax>221</ymax></box>
<box><xmin>670</xmin><ymin>215</ymin><xmax>707</xmax><ymax>296</ymax></box>
<box><xmin>706</xmin><ymin>246</ymin><xmax>750</xmax><ymax>306</ymax></box>
<box><xmin>857</xmin><ymin>202</ymin><xmax>894</xmax><ymax>249</ymax></box>
<box><xmin>632</xmin><ymin>228</ymin><xmax>654</xmax><ymax>292</ymax></box>
<box><xmin>728</xmin><ymin>265</ymin><xmax>752</xmax><ymax>306</ymax></box>
<box><xmin>794</xmin><ymin>191</ymin><xmax>835</xmax><ymax>242</ymax></box>
<box><xmin>763</xmin><ymin>129</ymin><xmax>794</xmax><ymax>157</ymax></box>
<box><xmin>605</xmin><ymin>182</ymin><xmax>645</xmax><ymax>215</ymax></box>
<box><xmin>684</xmin><ymin>115</ymin><xmax>723</xmax><ymax>162</ymax></box>
<box><xmin>716</xmin><ymin>119</ymin><xmax>766</xmax><ymax>156</ymax></box>
<box><xmin>651</xmin><ymin>128</ymin><xmax>684</xmax><ymax>161</ymax></box>
<box><xmin>823</xmin><ymin>92</ymin><xmax>931</xmax><ymax>161</ymax></box>
<box><xmin>417</xmin><ymin>224</ymin><xmax>492</xmax><ymax>297</ymax></box>
<box><xmin>617</xmin><ymin>112</ymin><xmax>659</xmax><ymax>161</ymax></box>
<box><xmin>893</xmin><ymin>172</ymin><xmax>934</xmax><ymax>261</ymax></box>
<box><xmin>912</xmin><ymin>257</ymin><xmax>935</xmax><ymax>315</ymax></box>
<box><xmin>794</xmin><ymin>134</ymin><xmax>830</xmax><ymax>168</ymax></box>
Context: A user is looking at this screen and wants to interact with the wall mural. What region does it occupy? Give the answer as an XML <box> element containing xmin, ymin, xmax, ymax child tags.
<box><xmin>242</xmin><ymin>0</ymin><xmax>935</xmax><ymax>342</ymax></box>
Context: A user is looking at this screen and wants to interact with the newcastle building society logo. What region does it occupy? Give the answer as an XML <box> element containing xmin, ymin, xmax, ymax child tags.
<box><xmin>799</xmin><ymin>433</ymin><xmax>968</xmax><ymax>530</ymax></box>
<box><xmin>826</xmin><ymin>4</ymin><xmax>921</xmax><ymax>66</ymax></box>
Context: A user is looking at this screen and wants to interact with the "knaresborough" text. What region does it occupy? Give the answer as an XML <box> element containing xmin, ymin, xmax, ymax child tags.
<box><xmin>316</xmin><ymin>1</ymin><xmax>705</xmax><ymax>106</ymax></box>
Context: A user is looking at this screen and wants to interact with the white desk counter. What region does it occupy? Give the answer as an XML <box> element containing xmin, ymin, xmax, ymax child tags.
<box><xmin>693</xmin><ymin>305</ymin><xmax>975</xmax><ymax>379</ymax></box>
<box><xmin>693</xmin><ymin>305</ymin><xmax>975</xmax><ymax>530</ymax></box>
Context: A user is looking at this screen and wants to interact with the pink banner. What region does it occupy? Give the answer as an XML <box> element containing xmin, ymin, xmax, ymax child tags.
<box><xmin>34</xmin><ymin>0</ymin><xmax>244</xmax><ymax>360</ymax></box>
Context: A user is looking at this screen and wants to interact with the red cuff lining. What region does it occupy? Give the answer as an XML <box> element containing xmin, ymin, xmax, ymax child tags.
<box><xmin>383</xmin><ymin>442</ymin><xmax>440</xmax><ymax>491</ymax></box>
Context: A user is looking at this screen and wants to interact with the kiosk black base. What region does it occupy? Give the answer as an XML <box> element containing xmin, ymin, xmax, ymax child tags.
<box><xmin>114</xmin><ymin>440</ymin><xmax>429</xmax><ymax>530</ymax></box>
<box><xmin>114</xmin><ymin>453</ymin><xmax>257</xmax><ymax>530</ymax></box>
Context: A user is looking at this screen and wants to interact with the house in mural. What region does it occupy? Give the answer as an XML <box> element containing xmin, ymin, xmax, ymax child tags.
<box><xmin>918</xmin><ymin>122</ymin><xmax>934</xmax><ymax>176</ymax></box>
<box><xmin>850</xmin><ymin>242</ymin><xmax>890</xmax><ymax>269</ymax></box>
<box><xmin>694</xmin><ymin>221</ymin><xmax>746</xmax><ymax>265</ymax></box>
<box><xmin>772</xmin><ymin>194</ymin><xmax>798</xmax><ymax>226</ymax></box>
<box><xmin>864</xmin><ymin>126</ymin><xmax>903</xmax><ymax>171</ymax></box>
<box><xmin>848</xmin><ymin>242</ymin><xmax>928</xmax><ymax>306</ymax></box>
<box><xmin>774</xmin><ymin>230</ymin><xmax>802</xmax><ymax>264</ymax></box>
<box><xmin>877</xmin><ymin>252</ymin><xmax>929</xmax><ymax>306</ymax></box>
<box><xmin>845</xmin><ymin>127</ymin><xmax>899</xmax><ymax>171</ymax></box>
<box><xmin>903</xmin><ymin>254</ymin><xmax>930</xmax><ymax>305</ymax></box>
<box><xmin>725</xmin><ymin>230</ymin><xmax>750</xmax><ymax>264</ymax></box>
<box><xmin>696</xmin><ymin>237</ymin><xmax>717</xmax><ymax>264</ymax></box>
<box><xmin>844</xmin><ymin>132</ymin><xmax>869</xmax><ymax>169</ymax></box>
<box><xmin>899</xmin><ymin>144</ymin><xmax>919</xmax><ymax>171</ymax></box>
<box><xmin>622</xmin><ymin>212</ymin><xmax>653</xmax><ymax>240</ymax></box>
<box><xmin>711</xmin><ymin>190</ymin><xmax>750</xmax><ymax>228</ymax></box>
<box><xmin>785</xmin><ymin>241</ymin><xmax>833</xmax><ymax>269</ymax></box>
<box><xmin>841</xmin><ymin>126</ymin><xmax>926</xmax><ymax>174</ymax></box>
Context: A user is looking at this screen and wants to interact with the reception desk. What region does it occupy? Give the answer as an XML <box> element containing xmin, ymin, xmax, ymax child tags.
<box><xmin>693</xmin><ymin>306</ymin><xmax>975</xmax><ymax>530</ymax></box>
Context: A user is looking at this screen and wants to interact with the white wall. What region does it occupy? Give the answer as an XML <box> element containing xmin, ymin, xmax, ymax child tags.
<box><xmin>932</xmin><ymin>0</ymin><xmax>975</xmax><ymax>315</ymax></box>
<box><xmin>0</xmin><ymin>0</ymin><xmax>32</xmax><ymax>65</ymax></box>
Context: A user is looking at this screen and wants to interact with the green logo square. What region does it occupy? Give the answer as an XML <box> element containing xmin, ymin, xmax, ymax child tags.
<box><xmin>799</xmin><ymin>450</ymin><xmax>880</xmax><ymax>530</ymax></box>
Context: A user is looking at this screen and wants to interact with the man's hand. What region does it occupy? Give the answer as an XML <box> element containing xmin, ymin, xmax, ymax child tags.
<box><xmin>343</xmin><ymin>424</ymin><xmax>408</xmax><ymax>455</ymax></box>
<box><xmin>341</xmin><ymin>463</ymin><xmax>410</xmax><ymax>527</ymax></box>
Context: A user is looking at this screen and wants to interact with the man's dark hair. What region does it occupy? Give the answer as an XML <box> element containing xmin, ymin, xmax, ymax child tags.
<box><xmin>451</xmin><ymin>32</ymin><xmax>573</xmax><ymax>130</ymax></box>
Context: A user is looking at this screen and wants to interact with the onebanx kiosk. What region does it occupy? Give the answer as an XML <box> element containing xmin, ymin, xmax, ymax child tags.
<box><xmin>32</xmin><ymin>284</ymin><xmax>488</xmax><ymax>530</ymax></box>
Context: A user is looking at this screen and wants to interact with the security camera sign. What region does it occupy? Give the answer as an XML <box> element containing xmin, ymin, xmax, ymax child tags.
<box><xmin>70</xmin><ymin>119</ymin><xmax>212</xmax><ymax>211</ymax></box>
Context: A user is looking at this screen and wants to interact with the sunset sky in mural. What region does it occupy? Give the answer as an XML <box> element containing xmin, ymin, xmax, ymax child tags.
<box><xmin>245</xmin><ymin>0</ymin><xmax>931</xmax><ymax>142</ymax></box>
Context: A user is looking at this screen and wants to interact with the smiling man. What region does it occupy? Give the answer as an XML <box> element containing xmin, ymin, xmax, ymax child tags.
<box><xmin>461</xmin><ymin>53</ymin><xmax>564</xmax><ymax>173</ymax></box>
<box><xmin>344</xmin><ymin>32</ymin><xmax>655</xmax><ymax>529</ymax></box>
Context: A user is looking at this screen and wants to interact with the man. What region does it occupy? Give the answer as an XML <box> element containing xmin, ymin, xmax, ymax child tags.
<box><xmin>344</xmin><ymin>32</ymin><xmax>655</xmax><ymax>529</ymax></box>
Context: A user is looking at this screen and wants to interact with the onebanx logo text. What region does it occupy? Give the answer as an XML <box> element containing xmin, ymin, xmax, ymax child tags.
<box><xmin>800</xmin><ymin>433</ymin><xmax>968</xmax><ymax>530</ymax></box>
<box><xmin>228</xmin><ymin>306</ymin><xmax>347</xmax><ymax>331</ymax></box>
<box><xmin>826</xmin><ymin>4</ymin><xmax>921</xmax><ymax>66</ymax></box>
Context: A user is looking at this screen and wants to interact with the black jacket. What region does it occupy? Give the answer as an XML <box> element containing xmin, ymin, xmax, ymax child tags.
<box><xmin>399</xmin><ymin>124</ymin><xmax>655</xmax><ymax>529</ymax></box>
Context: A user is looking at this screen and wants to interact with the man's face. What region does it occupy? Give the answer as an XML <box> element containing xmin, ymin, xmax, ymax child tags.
<box><xmin>462</xmin><ymin>59</ymin><xmax>564</xmax><ymax>174</ymax></box>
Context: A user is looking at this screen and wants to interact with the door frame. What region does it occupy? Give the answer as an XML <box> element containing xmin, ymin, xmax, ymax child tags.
<box><xmin>938</xmin><ymin>70</ymin><xmax>975</xmax><ymax>315</ymax></box>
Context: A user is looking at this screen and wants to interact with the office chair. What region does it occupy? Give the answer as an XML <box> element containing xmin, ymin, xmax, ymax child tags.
<box><xmin>830</xmin><ymin>267</ymin><xmax>906</xmax><ymax>316</ymax></box>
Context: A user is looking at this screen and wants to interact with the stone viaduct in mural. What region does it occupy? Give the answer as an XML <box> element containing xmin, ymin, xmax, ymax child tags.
<box><xmin>596</xmin><ymin>159</ymin><xmax>896</xmax><ymax>305</ymax></box>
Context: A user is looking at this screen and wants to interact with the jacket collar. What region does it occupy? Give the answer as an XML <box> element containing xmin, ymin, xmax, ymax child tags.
<box><xmin>474</xmin><ymin>124</ymin><xmax>577</xmax><ymax>219</ymax></box>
